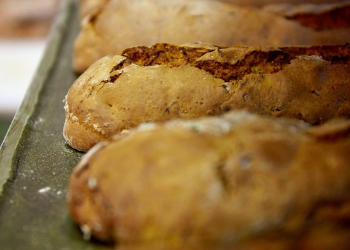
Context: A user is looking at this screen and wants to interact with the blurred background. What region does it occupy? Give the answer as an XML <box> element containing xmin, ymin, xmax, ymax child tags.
<box><xmin>0</xmin><ymin>0</ymin><xmax>60</xmax><ymax>144</ymax></box>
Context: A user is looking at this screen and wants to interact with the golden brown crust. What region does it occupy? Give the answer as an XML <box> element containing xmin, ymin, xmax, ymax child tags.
<box><xmin>79</xmin><ymin>0</ymin><xmax>349</xmax><ymax>17</ymax></box>
<box><xmin>67</xmin><ymin>111</ymin><xmax>350</xmax><ymax>247</ymax></box>
<box><xmin>64</xmin><ymin>43</ymin><xmax>350</xmax><ymax>151</ymax></box>
<box><xmin>63</xmin><ymin>116</ymin><xmax>106</xmax><ymax>152</ymax></box>
<box><xmin>80</xmin><ymin>0</ymin><xmax>347</xmax><ymax>15</ymax></box>
<box><xmin>226</xmin><ymin>55</ymin><xmax>350</xmax><ymax>124</ymax></box>
<box><xmin>74</xmin><ymin>0</ymin><xmax>350</xmax><ymax>72</ymax></box>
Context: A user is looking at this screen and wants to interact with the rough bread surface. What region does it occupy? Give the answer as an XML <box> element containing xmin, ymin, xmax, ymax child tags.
<box><xmin>74</xmin><ymin>0</ymin><xmax>350</xmax><ymax>72</ymax></box>
<box><xmin>67</xmin><ymin>111</ymin><xmax>350</xmax><ymax>248</ymax></box>
<box><xmin>64</xmin><ymin>43</ymin><xmax>350</xmax><ymax>151</ymax></box>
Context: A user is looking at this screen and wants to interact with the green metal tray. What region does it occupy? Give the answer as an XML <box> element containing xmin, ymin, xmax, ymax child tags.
<box><xmin>0</xmin><ymin>1</ymin><xmax>110</xmax><ymax>249</ymax></box>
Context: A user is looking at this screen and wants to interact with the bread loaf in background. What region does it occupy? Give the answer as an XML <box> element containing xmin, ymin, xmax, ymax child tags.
<box><xmin>67</xmin><ymin>111</ymin><xmax>350</xmax><ymax>247</ymax></box>
<box><xmin>219</xmin><ymin>0</ymin><xmax>348</xmax><ymax>6</ymax></box>
<box><xmin>74</xmin><ymin>0</ymin><xmax>350</xmax><ymax>72</ymax></box>
<box><xmin>79</xmin><ymin>0</ymin><xmax>348</xmax><ymax>18</ymax></box>
<box><xmin>64</xmin><ymin>43</ymin><xmax>350</xmax><ymax>151</ymax></box>
<box><xmin>0</xmin><ymin>0</ymin><xmax>60</xmax><ymax>37</ymax></box>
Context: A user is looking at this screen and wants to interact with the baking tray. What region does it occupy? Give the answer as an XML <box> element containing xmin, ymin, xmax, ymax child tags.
<box><xmin>0</xmin><ymin>0</ymin><xmax>111</xmax><ymax>249</ymax></box>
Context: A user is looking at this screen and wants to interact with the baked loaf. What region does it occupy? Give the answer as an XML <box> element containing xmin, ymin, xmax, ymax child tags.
<box><xmin>79</xmin><ymin>0</ymin><xmax>347</xmax><ymax>18</ymax></box>
<box><xmin>67</xmin><ymin>111</ymin><xmax>350</xmax><ymax>248</ymax></box>
<box><xmin>263</xmin><ymin>1</ymin><xmax>350</xmax><ymax>30</ymax></box>
<box><xmin>64</xmin><ymin>43</ymin><xmax>350</xmax><ymax>151</ymax></box>
<box><xmin>74</xmin><ymin>0</ymin><xmax>350</xmax><ymax>72</ymax></box>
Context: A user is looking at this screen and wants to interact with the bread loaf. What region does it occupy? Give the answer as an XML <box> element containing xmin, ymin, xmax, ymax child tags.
<box><xmin>67</xmin><ymin>111</ymin><xmax>350</xmax><ymax>247</ymax></box>
<box><xmin>0</xmin><ymin>0</ymin><xmax>60</xmax><ymax>37</ymax></box>
<box><xmin>79</xmin><ymin>0</ymin><xmax>348</xmax><ymax>18</ymax></box>
<box><xmin>64</xmin><ymin>43</ymin><xmax>350</xmax><ymax>151</ymax></box>
<box><xmin>220</xmin><ymin>0</ymin><xmax>348</xmax><ymax>6</ymax></box>
<box><xmin>74</xmin><ymin>0</ymin><xmax>350</xmax><ymax>72</ymax></box>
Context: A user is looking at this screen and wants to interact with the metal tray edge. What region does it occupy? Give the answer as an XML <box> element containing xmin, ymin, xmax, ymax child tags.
<box><xmin>0</xmin><ymin>0</ymin><xmax>76</xmax><ymax>196</ymax></box>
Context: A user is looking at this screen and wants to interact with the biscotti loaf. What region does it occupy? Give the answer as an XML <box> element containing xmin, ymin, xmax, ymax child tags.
<box><xmin>64</xmin><ymin>43</ymin><xmax>350</xmax><ymax>151</ymax></box>
<box><xmin>74</xmin><ymin>0</ymin><xmax>350</xmax><ymax>72</ymax></box>
<box><xmin>67</xmin><ymin>111</ymin><xmax>350</xmax><ymax>248</ymax></box>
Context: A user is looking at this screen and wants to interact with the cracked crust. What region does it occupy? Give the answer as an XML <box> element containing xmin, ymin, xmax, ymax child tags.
<box><xmin>67</xmin><ymin>111</ymin><xmax>350</xmax><ymax>246</ymax></box>
<box><xmin>64</xmin><ymin>43</ymin><xmax>350</xmax><ymax>151</ymax></box>
<box><xmin>74</xmin><ymin>0</ymin><xmax>350</xmax><ymax>72</ymax></box>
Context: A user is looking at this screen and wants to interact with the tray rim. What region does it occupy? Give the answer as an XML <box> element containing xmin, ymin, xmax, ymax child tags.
<box><xmin>0</xmin><ymin>0</ymin><xmax>76</xmax><ymax>196</ymax></box>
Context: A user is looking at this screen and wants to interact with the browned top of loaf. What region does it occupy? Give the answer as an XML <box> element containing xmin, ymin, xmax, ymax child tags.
<box><xmin>73</xmin><ymin>0</ymin><xmax>350</xmax><ymax>72</ymax></box>
<box><xmin>119</xmin><ymin>43</ymin><xmax>350</xmax><ymax>80</ymax></box>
